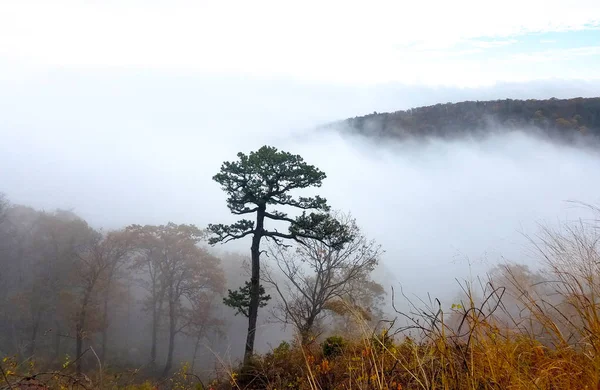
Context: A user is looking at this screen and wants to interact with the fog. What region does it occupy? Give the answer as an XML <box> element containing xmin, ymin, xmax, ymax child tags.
<box><xmin>2</xmin><ymin>71</ymin><xmax>600</xmax><ymax>356</ymax></box>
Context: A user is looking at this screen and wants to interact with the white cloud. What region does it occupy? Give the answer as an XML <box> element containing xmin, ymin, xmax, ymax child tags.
<box><xmin>0</xmin><ymin>0</ymin><xmax>599</xmax><ymax>86</ymax></box>
<box><xmin>468</xmin><ymin>39</ymin><xmax>518</xmax><ymax>49</ymax></box>
<box><xmin>508</xmin><ymin>45</ymin><xmax>600</xmax><ymax>63</ymax></box>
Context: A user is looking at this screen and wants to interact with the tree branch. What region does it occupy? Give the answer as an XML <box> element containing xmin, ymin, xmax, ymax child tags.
<box><xmin>231</xmin><ymin>207</ymin><xmax>259</xmax><ymax>215</ymax></box>
<box><xmin>207</xmin><ymin>220</ymin><xmax>255</xmax><ymax>245</ymax></box>
<box><xmin>263</xmin><ymin>211</ymin><xmax>296</xmax><ymax>224</ymax></box>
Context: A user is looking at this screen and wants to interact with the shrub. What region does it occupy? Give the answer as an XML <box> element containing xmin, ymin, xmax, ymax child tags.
<box><xmin>322</xmin><ymin>336</ymin><xmax>345</xmax><ymax>358</ymax></box>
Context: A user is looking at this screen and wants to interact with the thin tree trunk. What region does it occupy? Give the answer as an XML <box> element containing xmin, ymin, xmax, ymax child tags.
<box><xmin>29</xmin><ymin>320</ymin><xmax>39</xmax><ymax>357</ymax></box>
<box><xmin>76</xmin><ymin>288</ymin><xmax>92</xmax><ymax>375</ymax></box>
<box><xmin>162</xmin><ymin>299</ymin><xmax>176</xmax><ymax>377</ymax></box>
<box><xmin>28</xmin><ymin>309</ymin><xmax>42</xmax><ymax>357</ymax></box>
<box><xmin>53</xmin><ymin>322</ymin><xmax>61</xmax><ymax>361</ymax></box>
<box><xmin>150</xmin><ymin>290</ymin><xmax>164</xmax><ymax>369</ymax></box>
<box><xmin>126</xmin><ymin>284</ymin><xmax>131</xmax><ymax>352</ymax></box>
<box><xmin>100</xmin><ymin>327</ymin><xmax>108</xmax><ymax>363</ymax></box>
<box><xmin>244</xmin><ymin>206</ymin><xmax>265</xmax><ymax>365</ymax></box>
<box><xmin>75</xmin><ymin>323</ymin><xmax>83</xmax><ymax>375</ymax></box>
<box><xmin>150</xmin><ymin>303</ymin><xmax>158</xmax><ymax>366</ymax></box>
<box><xmin>190</xmin><ymin>334</ymin><xmax>201</xmax><ymax>373</ymax></box>
<box><xmin>11</xmin><ymin>323</ymin><xmax>20</xmax><ymax>357</ymax></box>
<box><xmin>100</xmin><ymin>277</ymin><xmax>111</xmax><ymax>363</ymax></box>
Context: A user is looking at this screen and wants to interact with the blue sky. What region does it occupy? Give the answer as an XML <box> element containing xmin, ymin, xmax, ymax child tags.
<box><xmin>449</xmin><ymin>29</ymin><xmax>600</xmax><ymax>57</ymax></box>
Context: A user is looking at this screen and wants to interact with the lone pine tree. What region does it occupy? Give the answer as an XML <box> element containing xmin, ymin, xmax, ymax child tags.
<box><xmin>208</xmin><ymin>145</ymin><xmax>352</xmax><ymax>364</ymax></box>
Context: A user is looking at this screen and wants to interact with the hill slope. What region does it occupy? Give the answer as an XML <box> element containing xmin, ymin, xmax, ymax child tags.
<box><xmin>337</xmin><ymin>97</ymin><xmax>600</xmax><ymax>141</ymax></box>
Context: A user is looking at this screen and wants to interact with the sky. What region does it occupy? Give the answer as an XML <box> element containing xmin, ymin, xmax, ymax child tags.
<box><xmin>1</xmin><ymin>0</ymin><xmax>600</xmax><ymax>86</ymax></box>
<box><xmin>2</xmin><ymin>0</ymin><xmax>600</xmax><ymax>350</ymax></box>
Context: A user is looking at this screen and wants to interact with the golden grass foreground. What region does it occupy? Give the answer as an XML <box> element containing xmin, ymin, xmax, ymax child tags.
<box><xmin>5</xmin><ymin>204</ymin><xmax>600</xmax><ymax>389</ymax></box>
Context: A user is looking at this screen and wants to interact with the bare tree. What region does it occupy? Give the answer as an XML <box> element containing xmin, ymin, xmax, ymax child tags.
<box><xmin>264</xmin><ymin>213</ymin><xmax>382</xmax><ymax>344</ymax></box>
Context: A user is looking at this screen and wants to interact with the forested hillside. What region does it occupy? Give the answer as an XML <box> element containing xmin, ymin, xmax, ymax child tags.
<box><xmin>339</xmin><ymin>97</ymin><xmax>600</xmax><ymax>140</ymax></box>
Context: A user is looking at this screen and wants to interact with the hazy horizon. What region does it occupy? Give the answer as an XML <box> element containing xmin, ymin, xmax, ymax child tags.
<box><xmin>3</xmin><ymin>75</ymin><xmax>600</xmax><ymax>304</ymax></box>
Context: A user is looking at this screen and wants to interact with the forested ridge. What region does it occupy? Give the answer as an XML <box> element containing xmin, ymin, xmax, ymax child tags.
<box><xmin>339</xmin><ymin>97</ymin><xmax>600</xmax><ymax>140</ymax></box>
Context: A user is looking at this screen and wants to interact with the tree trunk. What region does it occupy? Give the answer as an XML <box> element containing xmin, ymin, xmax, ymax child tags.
<box><xmin>53</xmin><ymin>322</ymin><xmax>61</xmax><ymax>361</ymax></box>
<box><xmin>299</xmin><ymin>309</ymin><xmax>320</xmax><ymax>345</ymax></box>
<box><xmin>191</xmin><ymin>334</ymin><xmax>201</xmax><ymax>373</ymax></box>
<box><xmin>150</xmin><ymin>303</ymin><xmax>158</xmax><ymax>366</ymax></box>
<box><xmin>29</xmin><ymin>314</ymin><xmax>40</xmax><ymax>357</ymax></box>
<box><xmin>244</xmin><ymin>206</ymin><xmax>265</xmax><ymax>365</ymax></box>
<box><xmin>162</xmin><ymin>299</ymin><xmax>176</xmax><ymax>377</ymax></box>
<box><xmin>76</xmin><ymin>289</ymin><xmax>92</xmax><ymax>375</ymax></box>
<box><xmin>75</xmin><ymin>322</ymin><xmax>84</xmax><ymax>375</ymax></box>
<box><xmin>126</xmin><ymin>284</ymin><xmax>131</xmax><ymax>352</ymax></box>
<box><xmin>100</xmin><ymin>278</ymin><xmax>111</xmax><ymax>363</ymax></box>
<box><xmin>300</xmin><ymin>325</ymin><xmax>312</xmax><ymax>345</ymax></box>
<box><xmin>100</xmin><ymin>327</ymin><xmax>108</xmax><ymax>363</ymax></box>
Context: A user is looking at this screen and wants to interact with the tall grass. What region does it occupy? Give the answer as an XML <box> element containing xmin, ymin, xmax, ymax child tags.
<box><xmin>5</xmin><ymin>206</ymin><xmax>600</xmax><ymax>389</ymax></box>
<box><xmin>217</xmin><ymin>205</ymin><xmax>600</xmax><ymax>390</ymax></box>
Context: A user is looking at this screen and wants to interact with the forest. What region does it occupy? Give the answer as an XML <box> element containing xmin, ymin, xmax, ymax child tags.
<box><xmin>3</xmin><ymin>144</ymin><xmax>600</xmax><ymax>390</ymax></box>
<box><xmin>339</xmin><ymin>97</ymin><xmax>600</xmax><ymax>141</ymax></box>
<box><xmin>0</xmin><ymin>146</ymin><xmax>387</xmax><ymax>389</ymax></box>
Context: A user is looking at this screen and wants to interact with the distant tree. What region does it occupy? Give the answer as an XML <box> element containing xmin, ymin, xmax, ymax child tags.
<box><xmin>208</xmin><ymin>145</ymin><xmax>352</xmax><ymax>364</ymax></box>
<box><xmin>71</xmin><ymin>229</ymin><xmax>131</xmax><ymax>374</ymax></box>
<box><xmin>187</xmin><ymin>296</ymin><xmax>225</xmax><ymax>373</ymax></box>
<box><xmin>0</xmin><ymin>193</ymin><xmax>8</xmax><ymax>224</ymax></box>
<box><xmin>478</xmin><ymin>263</ymin><xmax>547</xmax><ymax>336</ymax></box>
<box><xmin>96</xmin><ymin>230</ymin><xmax>134</xmax><ymax>362</ymax></box>
<box><xmin>128</xmin><ymin>223</ymin><xmax>224</xmax><ymax>376</ymax></box>
<box><xmin>264</xmin><ymin>213</ymin><xmax>382</xmax><ymax>343</ymax></box>
<box><xmin>325</xmin><ymin>273</ymin><xmax>386</xmax><ymax>337</ymax></box>
<box><xmin>8</xmin><ymin>209</ymin><xmax>97</xmax><ymax>362</ymax></box>
<box><xmin>555</xmin><ymin>117</ymin><xmax>574</xmax><ymax>130</ymax></box>
<box><xmin>0</xmin><ymin>206</ymin><xmax>54</xmax><ymax>357</ymax></box>
<box><xmin>344</xmin><ymin>97</ymin><xmax>600</xmax><ymax>140</ymax></box>
<box><xmin>127</xmin><ymin>224</ymin><xmax>166</xmax><ymax>367</ymax></box>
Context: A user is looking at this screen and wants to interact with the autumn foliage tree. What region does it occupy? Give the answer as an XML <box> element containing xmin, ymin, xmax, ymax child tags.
<box><xmin>71</xmin><ymin>229</ymin><xmax>132</xmax><ymax>374</ymax></box>
<box><xmin>127</xmin><ymin>223</ymin><xmax>225</xmax><ymax>376</ymax></box>
<box><xmin>208</xmin><ymin>145</ymin><xmax>352</xmax><ymax>364</ymax></box>
<box><xmin>0</xmin><ymin>207</ymin><xmax>92</xmax><ymax>359</ymax></box>
<box><xmin>0</xmin><ymin>197</ymin><xmax>228</xmax><ymax>378</ymax></box>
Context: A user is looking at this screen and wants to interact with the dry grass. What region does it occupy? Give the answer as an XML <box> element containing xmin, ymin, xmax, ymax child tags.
<box><xmin>3</xmin><ymin>278</ymin><xmax>600</xmax><ymax>390</ymax></box>
<box><xmin>212</xmin><ymin>275</ymin><xmax>600</xmax><ymax>390</ymax></box>
<box><xmin>6</xmin><ymin>206</ymin><xmax>600</xmax><ymax>389</ymax></box>
<box><xmin>213</xmin><ymin>208</ymin><xmax>600</xmax><ymax>390</ymax></box>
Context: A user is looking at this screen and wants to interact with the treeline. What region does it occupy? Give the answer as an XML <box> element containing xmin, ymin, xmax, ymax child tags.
<box><xmin>0</xmin><ymin>145</ymin><xmax>391</xmax><ymax>387</ymax></box>
<box><xmin>340</xmin><ymin>97</ymin><xmax>600</xmax><ymax>140</ymax></box>
<box><xmin>0</xmin><ymin>196</ymin><xmax>227</xmax><ymax>377</ymax></box>
<box><xmin>0</xmin><ymin>185</ymin><xmax>385</xmax><ymax>380</ymax></box>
